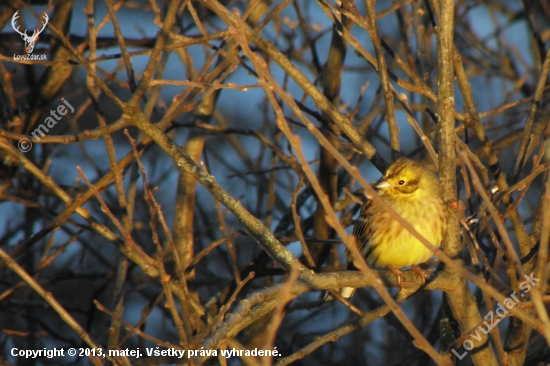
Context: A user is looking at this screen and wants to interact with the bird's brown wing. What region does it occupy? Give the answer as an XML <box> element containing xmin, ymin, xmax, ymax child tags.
<box><xmin>346</xmin><ymin>199</ymin><xmax>374</xmax><ymax>264</ymax></box>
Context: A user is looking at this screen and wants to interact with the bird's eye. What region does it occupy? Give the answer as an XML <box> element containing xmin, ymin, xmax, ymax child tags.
<box><xmin>398</xmin><ymin>180</ymin><xmax>405</xmax><ymax>185</ymax></box>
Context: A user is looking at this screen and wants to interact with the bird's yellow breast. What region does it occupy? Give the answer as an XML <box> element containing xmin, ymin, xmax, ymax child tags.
<box><xmin>365</xmin><ymin>195</ymin><xmax>445</xmax><ymax>268</ymax></box>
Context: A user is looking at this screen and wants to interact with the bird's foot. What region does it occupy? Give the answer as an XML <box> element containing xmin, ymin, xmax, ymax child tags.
<box><xmin>388</xmin><ymin>264</ymin><xmax>404</xmax><ymax>294</ymax></box>
<box><xmin>412</xmin><ymin>264</ymin><xmax>430</xmax><ymax>286</ymax></box>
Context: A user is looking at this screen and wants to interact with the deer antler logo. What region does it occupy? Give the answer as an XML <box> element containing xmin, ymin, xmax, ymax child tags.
<box><xmin>11</xmin><ymin>11</ymin><xmax>49</xmax><ymax>54</ymax></box>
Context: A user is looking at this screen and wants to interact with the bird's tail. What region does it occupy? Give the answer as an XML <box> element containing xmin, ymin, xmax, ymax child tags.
<box><xmin>325</xmin><ymin>261</ymin><xmax>358</xmax><ymax>301</ymax></box>
<box><xmin>324</xmin><ymin>287</ymin><xmax>356</xmax><ymax>301</ymax></box>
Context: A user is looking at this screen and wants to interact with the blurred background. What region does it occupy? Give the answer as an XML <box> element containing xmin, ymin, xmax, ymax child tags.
<box><xmin>0</xmin><ymin>0</ymin><xmax>549</xmax><ymax>365</ymax></box>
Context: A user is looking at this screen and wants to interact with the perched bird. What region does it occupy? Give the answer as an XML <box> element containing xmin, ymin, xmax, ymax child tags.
<box><xmin>339</xmin><ymin>157</ymin><xmax>446</xmax><ymax>299</ymax></box>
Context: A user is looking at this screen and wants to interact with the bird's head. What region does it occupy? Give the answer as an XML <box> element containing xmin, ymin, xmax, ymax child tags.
<box><xmin>376</xmin><ymin>158</ymin><xmax>439</xmax><ymax>199</ymax></box>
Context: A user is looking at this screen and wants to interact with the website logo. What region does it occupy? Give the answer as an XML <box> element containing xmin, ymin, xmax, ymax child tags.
<box><xmin>11</xmin><ymin>10</ymin><xmax>48</xmax><ymax>54</ymax></box>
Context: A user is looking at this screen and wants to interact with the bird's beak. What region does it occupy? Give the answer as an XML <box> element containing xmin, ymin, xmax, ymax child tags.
<box><xmin>375</xmin><ymin>180</ymin><xmax>391</xmax><ymax>190</ymax></box>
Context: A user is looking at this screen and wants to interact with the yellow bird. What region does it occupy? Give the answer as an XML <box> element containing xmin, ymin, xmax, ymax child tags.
<box><xmin>340</xmin><ymin>157</ymin><xmax>446</xmax><ymax>298</ymax></box>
